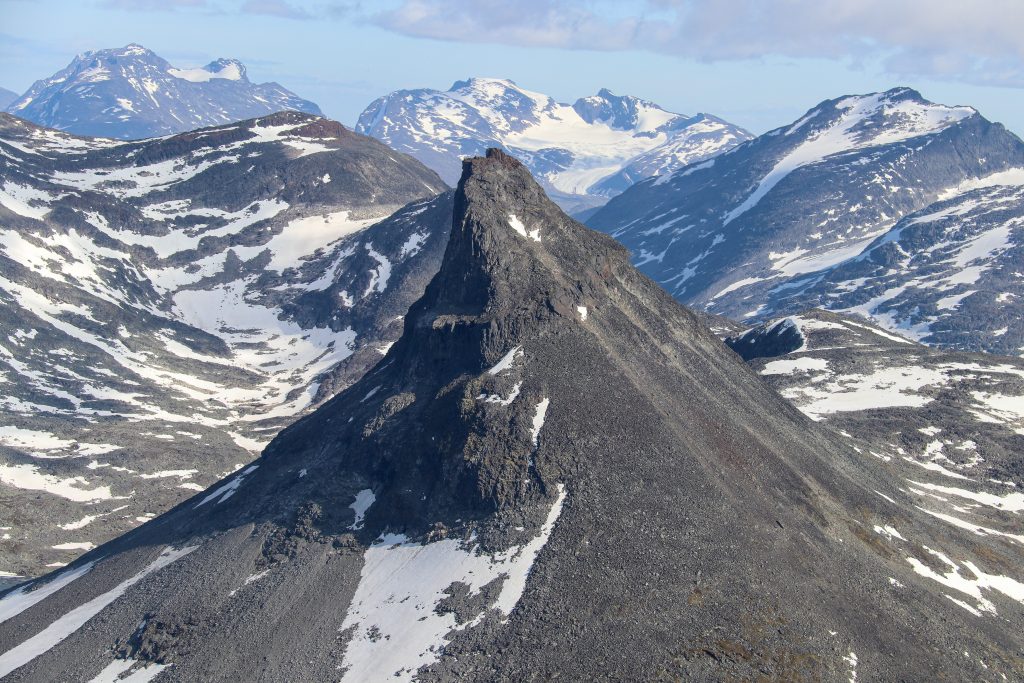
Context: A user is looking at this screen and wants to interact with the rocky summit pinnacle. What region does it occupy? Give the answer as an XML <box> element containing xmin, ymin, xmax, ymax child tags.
<box><xmin>0</xmin><ymin>150</ymin><xmax>1021</xmax><ymax>682</ymax></box>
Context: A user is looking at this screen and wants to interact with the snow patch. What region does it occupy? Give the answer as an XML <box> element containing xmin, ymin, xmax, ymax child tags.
<box><xmin>530</xmin><ymin>398</ymin><xmax>550</xmax><ymax>447</ymax></box>
<box><xmin>906</xmin><ymin>545</ymin><xmax>1024</xmax><ymax>615</ymax></box>
<box><xmin>338</xmin><ymin>485</ymin><xmax>567</xmax><ymax>683</ymax></box>
<box><xmin>477</xmin><ymin>381</ymin><xmax>522</xmax><ymax>407</ymax></box>
<box><xmin>508</xmin><ymin>214</ymin><xmax>541</xmax><ymax>242</ymax></box>
<box><xmin>0</xmin><ymin>464</ymin><xmax>112</xmax><ymax>502</ymax></box>
<box><xmin>0</xmin><ymin>561</ymin><xmax>96</xmax><ymax>625</ymax></box>
<box><xmin>0</xmin><ymin>545</ymin><xmax>197</xmax><ymax>678</ymax></box>
<box><xmin>349</xmin><ymin>489</ymin><xmax>376</xmax><ymax>530</ymax></box>
<box><xmin>487</xmin><ymin>347</ymin><xmax>522</xmax><ymax>376</ymax></box>
<box><xmin>760</xmin><ymin>357</ymin><xmax>829</xmax><ymax>375</ymax></box>
<box><xmin>167</xmin><ymin>63</ymin><xmax>243</xmax><ymax>83</ymax></box>
<box><xmin>89</xmin><ymin>658</ymin><xmax>169</xmax><ymax>683</ymax></box>
<box><xmin>194</xmin><ymin>464</ymin><xmax>258</xmax><ymax>507</ymax></box>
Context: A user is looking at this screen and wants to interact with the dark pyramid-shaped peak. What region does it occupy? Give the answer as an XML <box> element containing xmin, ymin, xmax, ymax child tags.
<box><xmin>421</xmin><ymin>148</ymin><xmax>629</xmax><ymax>333</ymax></box>
<box><xmin>262</xmin><ymin>148</ymin><xmax>648</xmax><ymax>523</ymax></box>
<box><xmin>2</xmin><ymin>150</ymin><xmax>1022</xmax><ymax>682</ymax></box>
<box><xmin>264</xmin><ymin>148</ymin><xmax>736</xmax><ymax>526</ymax></box>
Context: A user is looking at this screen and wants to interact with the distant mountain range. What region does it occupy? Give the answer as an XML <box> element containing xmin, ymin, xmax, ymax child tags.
<box><xmin>4</xmin><ymin>44</ymin><xmax>321</xmax><ymax>139</ymax></box>
<box><xmin>3</xmin><ymin>54</ymin><xmax>750</xmax><ymax>214</ymax></box>
<box><xmin>0</xmin><ymin>88</ymin><xmax>16</xmax><ymax>110</ymax></box>
<box><xmin>356</xmin><ymin>77</ymin><xmax>751</xmax><ymax>212</ymax></box>
<box><xmin>0</xmin><ymin>111</ymin><xmax>448</xmax><ymax>575</ymax></box>
<box><xmin>588</xmin><ymin>88</ymin><xmax>1024</xmax><ymax>354</ymax></box>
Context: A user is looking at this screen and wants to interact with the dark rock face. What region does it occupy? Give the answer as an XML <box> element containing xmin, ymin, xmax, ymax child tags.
<box><xmin>725</xmin><ymin>316</ymin><xmax>805</xmax><ymax>360</ymax></box>
<box><xmin>1</xmin><ymin>150</ymin><xmax>1020</xmax><ymax>683</ymax></box>
<box><xmin>587</xmin><ymin>88</ymin><xmax>1024</xmax><ymax>348</ymax></box>
<box><xmin>0</xmin><ymin>112</ymin><xmax>449</xmax><ymax>575</ymax></box>
<box><xmin>355</xmin><ymin>78</ymin><xmax>751</xmax><ymax>212</ymax></box>
<box><xmin>6</xmin><ymin>44</ymin><xmax>321</xmax><ymax>139</ymax></box>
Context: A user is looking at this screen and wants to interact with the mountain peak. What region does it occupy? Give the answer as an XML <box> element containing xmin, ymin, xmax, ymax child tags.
<box><xmin>828</xmin><ymin>86</ymin><xmax>977</xmax><ymax>120</ymax></box>
<box><xmin>86</xmin><ymin>43</ymin><xmax>157</xmax><ymax>58</ymax></box>
<box><xmin>471</xmin><ymin>146</ymin><xmax>532</xmax><ymax>173</ymax></box>
<box><xmin>449</xmin><ymin>76</ymin><xmax>520</xmax><ymax>92</ymax></box>
<box><xmin>572</xmin><ymin>88</ymin><xmax>680</xmax><ymax>129</ymax></box>
<box><xmin>6</xmin><ymin>45</ymin><xmax>320</xmax><ymax>139</ymax></box>
<box><xmin>588</xmin><ymin>85</ymin><xmax>1017</xmax><ymax>327</ymax></box>
<box><xmin>882</xmin><ymin>85</ymin><xmax>925</xmax><ymax>101</ymax></box>
<box><xmin>356</xmin><ymin>78</ymin><xmax>748</xmax><ymax>204</ymax></box>
<box><xmin>454</xmin><ymin>147</ymin><xmax>626</xmax><ymax>266</ymax></box>
<box><xmin>198</xmin><ymin>57</ymin><xmax>247</xmax><ymax>81</ymax></box>
<box><xmin>118</xmin><ymin>42</ymin><xmax>154</xmax><ymax>55</ymax></box>
<box><xmin>70</xmin><ymin>43</ymin><xmax>165</xmax><ymax>67</ymax></box>
<box><xmin>417</xmin><ymin>147</ymin><xmax>621</xmax><ymax>348</ymax></box>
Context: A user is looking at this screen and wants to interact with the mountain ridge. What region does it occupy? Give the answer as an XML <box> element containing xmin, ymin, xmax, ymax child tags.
<box><xmin>6</xmin><ymin>44</ymin><xmax>321</xmax><ymax>140</ymax></box>
<box><xmin>758</xmin><ymin>174</ymin><xmax>1024</xmax><ymax>353</ymax></box>
<box><xmin>356</xmin><ymin>77</ymin><xmax>751</xmax><ymax>212</ymax></box>
<box><xmin>587</xmin><ymin>87</ymin><xmax>1024</xmax><ymax>351</ymax></box>
<box><xmin>0</xmin><ymin>88</ymin><xmax>16</xmax><ymax>111</ymax></box>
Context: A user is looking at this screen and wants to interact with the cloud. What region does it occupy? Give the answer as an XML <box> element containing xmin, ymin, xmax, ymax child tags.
<box><xmin>372</xmin><ymin>1</ymin><xmax>642</xmax><ymax>50</ymax></box>
<box><xmin>368</xmin><ymin>0</ymin><xmax>1024</xmax><ymax>88</ymax></box>
<box><xmin>99</xmin><ymin>0</ymin><xmax>211</xmax><ymax>9</ymax></box>
<box><xmin>240</xmin><ymin>0</ymin><xmax>312</xmax><ymax>19</ymax></box>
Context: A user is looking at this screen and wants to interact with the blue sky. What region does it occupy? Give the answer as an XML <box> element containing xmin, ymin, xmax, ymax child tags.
<box><xmin>2</xmin><ymin>0</ymin><xmax>1023</xmax><ymax>136</ymax></box>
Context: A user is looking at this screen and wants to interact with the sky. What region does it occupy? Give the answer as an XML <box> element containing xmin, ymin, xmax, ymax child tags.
<box><xmin>2</xmin><ymin>0</ymin><xmax>1023</xmax><ymax>136</ymax></box>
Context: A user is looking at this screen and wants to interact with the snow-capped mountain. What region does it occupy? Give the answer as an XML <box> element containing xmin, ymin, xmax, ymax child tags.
<box><xmin>759</xmin><ymin>172</ymin><xmax>1024</xmax><ymax>354</ymax></box>
<box><xmin>1</xmin><ymin>150</ymin><xmax>1020</xmax><ymax>682</ymax></box>
<box><xmin>0</xmin><ymin>111</ymin><xmax>448</xmax><ymax>575</ymax></box>
<box><xmin>5</xmin><ymin>44</ymin><xmax>321</xmax><ymax>140</ymax></box>
<box><xmin>588</xmin><ymin>88</ymin><xmax>1024</xmax><ymax>340</ymax></box>
<box><xmin>0</xmin><ymin>88</ymin><xmax>17</xmax><ymax>111</ymax></box>
<box><xmin>586</xmin><ymin>113</ymin><xmax>747</xmax><ymax>197</ymax></box>
<box><xmin>356</xmin><ymin>78</ymin><xmax>750</xmax><ymax>212</ymax></box>
<box><xmin>728</xmin><ymin>309</ymin><xmax>1023</xmax><ymax>489</ymax></box>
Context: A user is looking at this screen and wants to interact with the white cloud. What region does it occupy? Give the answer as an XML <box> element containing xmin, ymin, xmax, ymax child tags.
<box><xmin>368</xmin><ymin>0</ymin><xmax>1024</xmax><ymax>87</ymax></box>
<box><xmin>99</xmin><ymin>0</ymin><xmax>211</xmax><ymax>9</ymax></box>
<box><xmin>240</xmin><ymin>0</ymin><xmax>312</xmax><ymax>19</ymax></box>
